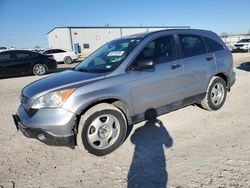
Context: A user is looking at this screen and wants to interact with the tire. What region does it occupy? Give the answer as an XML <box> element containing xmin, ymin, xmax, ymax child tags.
<box><xmin>33</xmin><ymin>64</ymin><xmax>47</xmax><ymax>76</ymax></box>
<box><xmin>64</xmin><ymin>56</ymin><xmax>73</xmax><ymax>64</ymax></box>
<box><xmin>201</xmin><ymin>76</ymin><xmax>227</xmax><ymax>111</ymax></box>
<box><xmin>77</xmin><ymin>103</ymin><xmax>127</xmax><ymax>156</ymax></box>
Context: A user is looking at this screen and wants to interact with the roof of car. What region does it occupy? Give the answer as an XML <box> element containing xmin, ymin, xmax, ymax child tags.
<box><xmin>119</xmin><ymin>29</ymin><xmax>215</xmax><ymax>39</ymax></box>
<box><xmin>44</xmin><ymin>49</ymin><xmax>68</xmax><ymax>52</ymax></box>
<box><xmin>0</xmin><ymin>49</ymin><xmax>39</xmax><ymax>54</ymax></box>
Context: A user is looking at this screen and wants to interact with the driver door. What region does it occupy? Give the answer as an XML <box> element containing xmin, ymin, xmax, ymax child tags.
<box><xmin>126</xmin><ymin>35</ymin><xmax>185</xmax><ymax>116</ymax></box>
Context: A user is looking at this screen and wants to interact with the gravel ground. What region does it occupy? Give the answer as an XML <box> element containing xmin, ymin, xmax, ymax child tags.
<box><xmin>0</xmin><ymin>53</ymin><xmax>250</xmax><ymax>188</ymax></box>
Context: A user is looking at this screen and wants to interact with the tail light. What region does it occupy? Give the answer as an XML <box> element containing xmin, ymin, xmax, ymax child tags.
<box><xmin>46</xmin><ymin>55</ymin><xmax>55</xmax><ymax>60</ymax></box>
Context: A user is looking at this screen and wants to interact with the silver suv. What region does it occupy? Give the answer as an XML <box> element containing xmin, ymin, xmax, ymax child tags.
<box><xmin>13</xmin><ymin>29</ymin><xmax>235</xmax><ymax>156</ymax></box>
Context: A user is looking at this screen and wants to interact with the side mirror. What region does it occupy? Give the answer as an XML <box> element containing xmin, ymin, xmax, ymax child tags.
<box><xmin>131</xmin><ymin>59</ymin><xmax>155</xmax><ymax>71</ymax></box>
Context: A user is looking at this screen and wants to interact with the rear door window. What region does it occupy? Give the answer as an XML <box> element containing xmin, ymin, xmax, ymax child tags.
<box><xmin>179</xmin><ymin>34</ymin><xmax>206</xmax><ymax>58</ymax></box>
<box><xmin>43</xmin><ymin>49</ymin><xmax>65</xmax><ymax>54</ymax></box>
<box><xmin>15</xmin><ymin>52</ymin><xmax>31</xmax><ymax>59</ymax></box>
<box><xmin>53</xmin><ymin>49</ymin><xmax>65</xmax><ymax>53</ymax></box>
<box><xmin>205</xmin><ymin>37</ymin><xmax>224</xmax><ymax>52</ymax></box>
<box><xmin>43</xmin><ymin>50</ymin><xmax>52</xmax><ymax>54</ymax></box>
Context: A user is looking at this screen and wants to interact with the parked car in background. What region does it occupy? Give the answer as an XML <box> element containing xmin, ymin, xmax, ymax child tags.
<box><xmin>0</xmin><ymin>46</ymin><xmax>15</xmax><ymax>51</ymax></box>
<box><xmin>0</xmin><ymin>50</ymin><xmax>57</xmax><ymax>78</ymax></box>
<box><xmin>13</xmin><ymin>29</ymin><xmax>235</xmax><ymax>156</ymax></box>
<box><xmin>232</xmin><ymin>38</ymin><xmax>250</xmax><ymax>52</ymax></box>
<box><xmin>0</xmin><ymin>47</ymin><xmax>14</xmax><ymax>52</ymax></box>
<box><xmin>0</xmin><ymin>47</ymin><xmax>8</xmax><ymax>51</ymax></box>
<box><xmin>43</xmin><ymin>49</ymin><xmax>78</xmax><ymax>64</ymax></box>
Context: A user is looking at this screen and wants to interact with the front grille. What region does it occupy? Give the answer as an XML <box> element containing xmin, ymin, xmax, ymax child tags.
<box><xmin>235</xmin><ymin>44</ymin><xmax>244</xmax><ymax>47</ymax></box>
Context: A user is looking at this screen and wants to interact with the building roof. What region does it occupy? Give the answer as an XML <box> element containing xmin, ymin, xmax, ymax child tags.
<box><xmin>47</xmin><ymin>26</ymin><xmax>190</xmax><ymax>35</ymax></box>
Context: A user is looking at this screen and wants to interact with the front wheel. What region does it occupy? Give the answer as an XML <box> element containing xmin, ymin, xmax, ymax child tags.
<box><xmin>201</xmin><ymin>76</ymin><xmax>227</xmax><ymax>111</ymax></box>
<box><xmin>33</xmin><ymin>64</ymin><xmax>47</xmax><ymax>76</ymax></box>
<box><xmin>77</xmin><ymin>103</ymin><xmax>127</xmax><ymax>156</ymax></box>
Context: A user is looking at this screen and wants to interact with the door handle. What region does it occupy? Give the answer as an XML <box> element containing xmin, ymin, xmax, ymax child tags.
<box><xmin>171</xmin><ymin>64</ymin><xmax>181</xmax><ymax>69</ymax></box>
<box><xmin>206</xmin><ymin>56</ymin><xmax>214</xmax><ymax>61</ymax></box>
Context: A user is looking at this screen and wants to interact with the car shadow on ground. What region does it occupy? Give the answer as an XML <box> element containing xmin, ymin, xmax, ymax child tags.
<box><xmin>127</xmin><ymin>109</ymin><xmax>173</xmax><ymax>188</ymax></box>
<box><xmin>237</xmin><ymin>62</ymin><xmax>250</xmax><ymax>72</ymax></box>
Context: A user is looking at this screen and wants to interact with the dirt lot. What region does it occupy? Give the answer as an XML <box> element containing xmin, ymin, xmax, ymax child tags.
<box><xmin>0</xmin><ymin>53</ymin><xmax>250</xmax><ymax>188</ymax></box>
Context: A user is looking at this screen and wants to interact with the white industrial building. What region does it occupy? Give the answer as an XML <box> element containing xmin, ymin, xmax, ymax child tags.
<box><xmin>47</xmin><ymin>26</ymin><xmax>189</xmax><ymax>57</ymax></box>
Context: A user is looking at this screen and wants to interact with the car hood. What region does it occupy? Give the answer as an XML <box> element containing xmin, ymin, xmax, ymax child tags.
<box><xmin>22</xmin><ymin>70</ymin><xmax>106</xmax><ymax>100</ymax></box>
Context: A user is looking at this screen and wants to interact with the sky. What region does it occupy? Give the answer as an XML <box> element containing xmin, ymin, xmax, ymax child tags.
<box><xmin>0</xmin><ymin>0</ymin><xmax>250</xmax><ymax>48</ymax></box>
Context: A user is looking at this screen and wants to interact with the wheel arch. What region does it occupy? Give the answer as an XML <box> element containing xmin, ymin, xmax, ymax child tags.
<box><xmin>214</xmin><ymin>72</ymin><xmax>230</xmax><ymax>91</ymax></box>
<box><xmin>76</xmin><ymin>97</ymin><xmax>133</xmax><ymax>129</ymax></box>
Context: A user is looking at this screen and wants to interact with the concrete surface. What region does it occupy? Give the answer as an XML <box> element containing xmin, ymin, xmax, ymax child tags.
<box><xmin>0</xmin><ymin>53</ymin><xmax>250</xmax><ymax>188</ymax></box>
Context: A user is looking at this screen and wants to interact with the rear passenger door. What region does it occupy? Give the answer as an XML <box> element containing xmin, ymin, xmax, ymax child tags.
<box><xmin>204</xmin><ymin>37</ymin><xmax>225</xmax><ymax>72</ymax></box>
<box><xmin>178</xmin><ymin>34</ymin><xmax>217</xmax><ymax>97</ymax></box>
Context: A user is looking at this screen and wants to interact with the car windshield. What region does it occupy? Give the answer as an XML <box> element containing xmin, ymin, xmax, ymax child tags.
<box><xmin>75</xmin><ymin>38</ymin><xmax>141</xmax><ymax>73</ymax></box>
<box><xmin>238</xmin><ymin>39</ymin><xmax>250</xmax><ymax>43</ymax></box>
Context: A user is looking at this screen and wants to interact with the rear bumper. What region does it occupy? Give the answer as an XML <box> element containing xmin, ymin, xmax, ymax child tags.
<box><xmin>230</xmin><ymin>75</ymin><xmax>236</xmax><ymax>88</ymax></box>
<box><xmin>229</xmin><ymin>70</ymin><xmax>236</xmax><ymax>89</ymax></box>
<box><xmin>13</xmin><ymin>114</ymin><xmax>75</xmax><ymax>147</ymax></box>
<box><xmin>47</xmin><ymin>60</ymin><xmax>57</xmax><ymax>70</ymax></box>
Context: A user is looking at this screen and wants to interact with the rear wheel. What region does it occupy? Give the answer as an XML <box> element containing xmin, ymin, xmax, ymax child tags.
<box><xmin>201</xmin><ymin>76</ymin><xmax>227</xmax><ymax>111</ymax></box>
<box><xmin>64</xmin><ymin>56</ymin><xmax>73</xmax><ymax>64</ymax></box>
<box><xmin>77</xmin><ymin>103</ymin><xmax>127</xmax><ymax>156</ymax></box>
<box><xmin>33</xmin><ymin>64</ymin><xmax>47</xmax><ymax>76</ymax></box>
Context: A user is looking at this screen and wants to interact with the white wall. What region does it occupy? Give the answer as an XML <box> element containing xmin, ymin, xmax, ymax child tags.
<box><xmin>71</xmin><ymin>28</ymin><xmax>121</xmax><ymax>56</ymax></box>
<box><xmin>48</xmin><ymin>28</ymin><xmax>72</xmax><ymax>50</ymax></box>
<box><xmin>147</xmin><ymin>28</ymin><xmax>168</xmax><ymax>32</ymax></box>
<box><xmin>121</xmin><ymin>28</ymin><xmax>148</xmax><ymax>36</ymax></box>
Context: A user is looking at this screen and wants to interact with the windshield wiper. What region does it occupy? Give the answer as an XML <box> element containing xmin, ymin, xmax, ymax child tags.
<box><xmin>76</xmin><ymin>68</ymin><xmax>90</xmax><ymax>72</ymax></box>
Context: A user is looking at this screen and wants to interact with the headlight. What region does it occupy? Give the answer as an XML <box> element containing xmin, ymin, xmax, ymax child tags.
<box><xmin>31</xmin><ymin>89</ymin><xmax>74</xmax><ymax>109</ymax></box>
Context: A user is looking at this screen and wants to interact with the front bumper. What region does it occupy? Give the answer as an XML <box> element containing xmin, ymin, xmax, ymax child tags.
<box><xmin>232</xmin><ymin>47</ymin><xmax>249</xmax><ymax>52</ymax></box>
<box><xmin>13</xmin><ymin>105</ymin><xmax>77</xmax><ymax>148</ymax></box>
